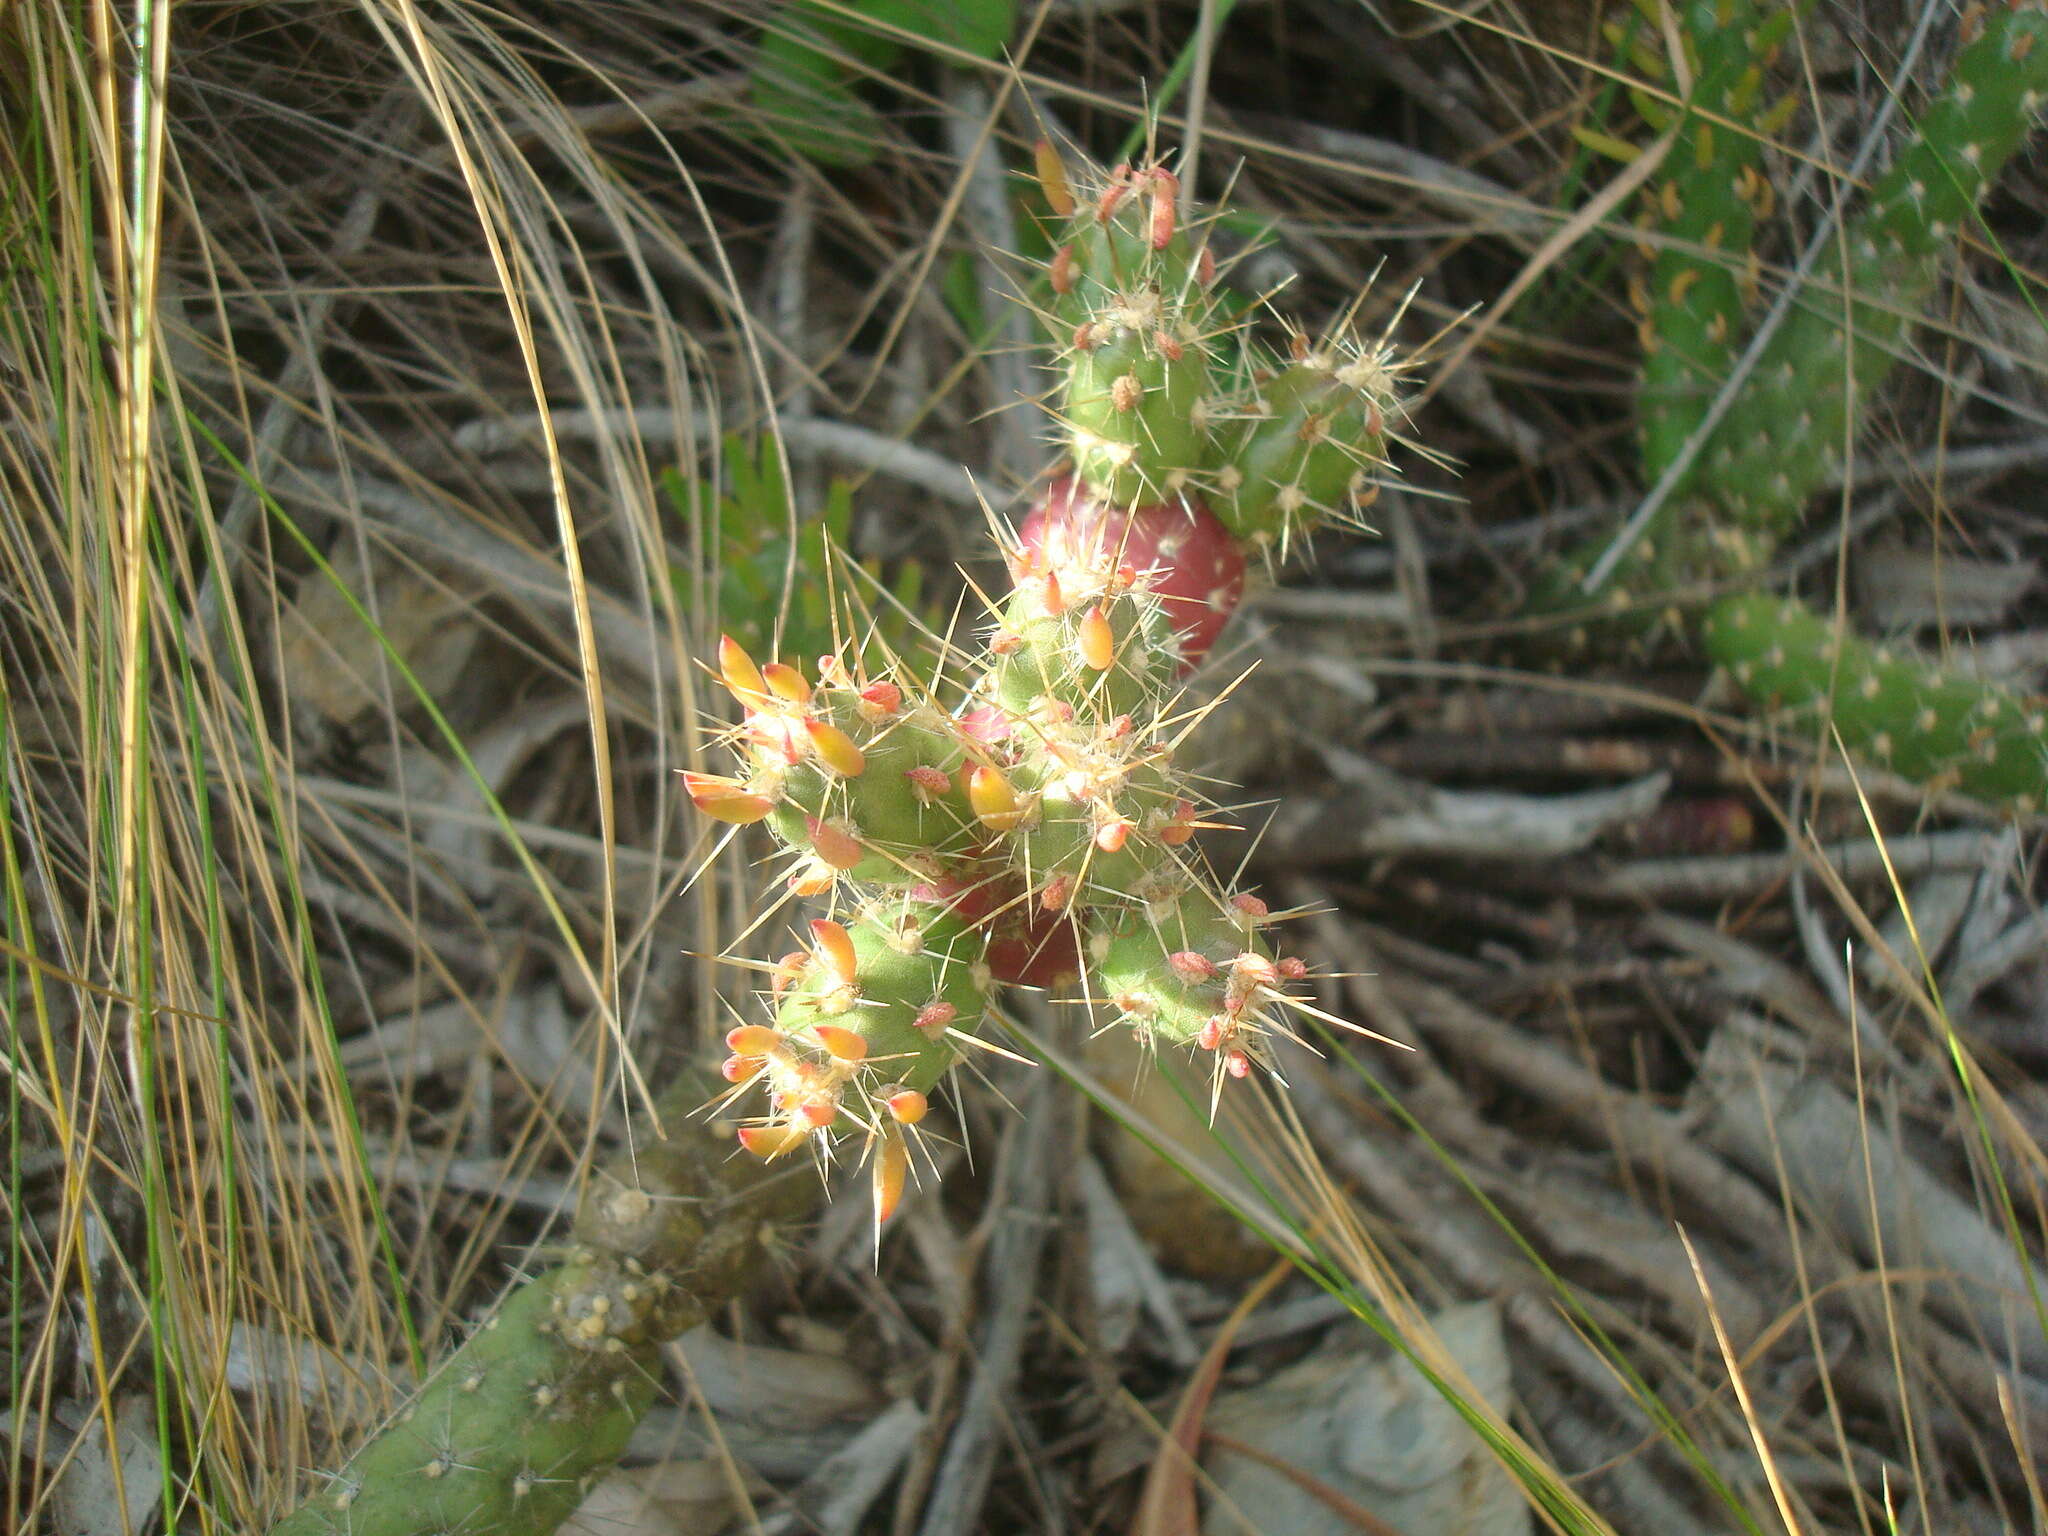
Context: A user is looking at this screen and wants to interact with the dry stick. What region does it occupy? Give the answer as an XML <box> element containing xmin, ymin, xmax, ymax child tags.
<box><xmin>945</xmin><ymin>77</ymin><xmax>1038</xmax><ymax>484</ymax></box>
<box><xmin>451</xmin><ymin>406</ymin><xmax>983</xmax><ymax>507</ymax></box>
<box><xmin>1379</xmin><ymin>964</ymin><xmax>2026</xmax><ymax>1452</ymax></box>
<box><xmin>191</xmin><ymin>99</ymin><xmax>412</xmax><ymax>645</ymax></box>
<box><xmin>297</xmin><ymin>467</ymin><xmax>677</xmax><ymax>698</ymax></box>
<box><xmin>1563</xmin><ymin>828</ymin><xmax>2005</xmax><ymax>904</ymax></box>
<box><xmin>1258</xmin><ymin>748</ymin><xmax>1670</xmax><ymax>865</ymax></box>
<box><xmin>1292</xmin><ymin>950</ymin><xmax>2004</xmax><ymax>1507</ymax></box>
<box><xmin>915</xmin><ymin>1069</ymin><xmax>1062</xmax><ymax>1536</ymax></box>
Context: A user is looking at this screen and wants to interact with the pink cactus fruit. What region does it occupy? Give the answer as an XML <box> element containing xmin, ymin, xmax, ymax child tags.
<box><xmin>1015</xmin><ymin>476</ymin><xmax>1247</xmax><ymax>672</ymax></box>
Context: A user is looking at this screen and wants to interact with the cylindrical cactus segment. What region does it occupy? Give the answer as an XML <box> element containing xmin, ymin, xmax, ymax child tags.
<box><xmin>1635</xmin><ymin>0</ymin><xmax>1788</xmax><ymax>487</ymax></box>
<box><xmin>990</xmin><ymin>566</ymin><xmax>1178</xmax><ymax>719</ymax></box>
<box><xmin>1702</xmin><ymin>593</ymin><xmax>2048</xmax><ymax>809</ymax></box>
<box><xmin>269</xmin><ymin>1076</ymin><xmax>811</xmax><ymax>1536</ymax></box>
<box><xmin>1213</xmin><ymin>337</ymin><xmax>1401</xmax><ymax>556</ymax></box>
<box><xmin>1044</xmin><ymin>159</ymin><xmax>1216</xmax><ymax>331</ymax></box>
<box><xmin>727</xmin><ymin>905</ymin><xmax>989</xmax><ymax>1151</ymax></box>
<box><xmin>1089</xmin><ymin>889</ymin><xmax>1300</xmax><ymax>1080</ymax></box>
<box><xmin>693</xmin><ymin>639</ymin><xmax>981</xmax><ymax>888</ymax></box>
<box><xmin>1041</xmin><ymin>157</ymin><xmax>1231</xmax><ymax>505</ymax></box>
<box><xmin>267</xmin><ymin>1259</ymin><xmax>668</xmax><ymax>1536</ymax></box>
<box><xmin>1063</xmin><ymin>323</ymin><xmax>1214</xmax><ymax>504</ymax></box>
<box><xmin>1007</xmin><ymin>729</ymin><xmax>1194</xmax><ymax>912</ymax></box>
<box><xmin>1699</xmin><ymin>1</ymin><xmax>2048</xmax><ymax>541</ymax></box>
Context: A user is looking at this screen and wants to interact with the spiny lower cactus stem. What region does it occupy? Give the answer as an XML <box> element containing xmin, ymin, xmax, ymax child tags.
<box><xmin>268</xmin><ymin>1078</ymin><xmax>812</xmax><ymax>1536</ymax></box>
<box><xmin>1701</xmin><ymin>594</ymin><xmax>2048</xmax><ymax>810</ymax></box>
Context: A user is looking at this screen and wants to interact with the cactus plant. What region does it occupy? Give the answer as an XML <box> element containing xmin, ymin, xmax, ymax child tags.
<box><xmin>266</xmin><ymin>144</ymin><xmax>1410</xmax><ymax>1536</ymax></box>
<box><xmin>1538</xmin><ymin>0</ymin><xmax>2048</xmax><ymax>808</ymax></box>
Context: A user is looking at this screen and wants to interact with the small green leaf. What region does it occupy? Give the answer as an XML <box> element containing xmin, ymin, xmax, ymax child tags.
<box><xmin>748</xmin><ymin>22</ymin><xmax>886</xmax><ymax>167</ymax></box>
<box><xmin>863</xmin><ymin>0</ymin><xmax>1014</xmax><ymax>60</ymax></box>
<box><xmin>941</xmin><ymin>251</ymin><xmax>985</xmax><ymax>335</ymax></box>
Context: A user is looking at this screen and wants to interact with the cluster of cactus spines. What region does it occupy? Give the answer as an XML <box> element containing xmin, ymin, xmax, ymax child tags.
<box><xmin>268</xmin><ymin>142</ymin><xmax>1404</xmax><ymax>1536</ymax></box>
<box><xmin>1701</xmin><ymin>595</ymin><xmax>2048</xmax><ymax>809</ymax></box>
<box><xmin>1538</xmin><ymin>1</ymin><xmax>2048</xmax><ymax>809</ymax></box>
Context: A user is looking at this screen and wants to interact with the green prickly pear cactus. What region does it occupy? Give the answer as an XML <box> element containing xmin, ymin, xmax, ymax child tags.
<box><xmin>1632</xmin><ymin>0</ymin><xmax>1794</xmax><ymax>494</ymax></box>
<box><xmin>1538</xmin><ymin>0</ymin><xmax>2048</xmax><ymax>809</ymax></box>
<box><xmin>1702</xmin><ymin>595</ymin><xmax>2048</xmax><ymax>808</ymax></box>
<box><xmin>1702</xmin><ymin>0</ymin><xmax>2048</xmax><ymax>546</ymax></box>
<box><xmin>267</xmin><ymin>142</ymin><xmax>1414</xmax><ymax>1535</ymax></box>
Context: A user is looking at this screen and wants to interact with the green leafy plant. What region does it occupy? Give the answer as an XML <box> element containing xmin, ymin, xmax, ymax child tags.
<box><xmin>662</xmin><ymin>432</ymin><xmax>929</xmax><ymax>668</ymax></box>
<box><xmin>746</xmin><ymin>0</ymin><xmax>1017</xmax><ymax>166</ymax></box>
<box><xmin>1537</xmin><ymin>0</ymin><xmax>2048</xmax><ymax>808</ymax></box>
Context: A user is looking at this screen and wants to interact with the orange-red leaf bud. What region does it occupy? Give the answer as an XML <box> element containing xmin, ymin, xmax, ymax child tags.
<box><xmin>718</xmin><ymin>635</ymin><xmax>769</xmax><ymax>706</ymax></box>
<box><xmin>857</xmin><ymin>681</ymin><xmax>902</xmax><ymax>719</ymax></box>
<box><xmin>811</xmin><ymin>919</ymin><xmax>860</xmax><ymax>987</ymax></box>
<box><xmin>1034</xmin><ymin>138</ymin><xmax>1074</xmax><ymax>217</ymax></box>
<box><xmin>683</xmin><ymin>772</ymin><xmax>776</xmax><ymax>825</ymax></box>
<box><xmin>760</xmin><ymin>661</ymin><xmax>810</xmax><ymax>704</ymax></box>
<box><xmin>812</xmin><ymin>1024</ymin><xmax>868</xmax><ymax>1062</ymax></box>
<box><xmin>874</xmin><ymin>1130</ymin><xmax>909</xmax><ymax>1223</ymax></box>
<box><xmin>1077</xmin><ymin>604</ymin><xmax>1116</xmax><ymax>671</ymax></box>
<box><xmin>805</xmin><ymin>815</ymin><xmax>865</xmax><ymax>872</ymax></box>
<box><xmin>726</xmin><ymin>1024</ymin><xmax>781</xmax><ymax>1057</ymax></box>
<box><xmin>737</xmin><ymin>1124</ymin><xmax>809</xmax><ymax>1160</ymax></box>
<box><xmin>968</xmin><ymin>765</ymin><xmax>1024</xmax><ymax>831</ymax></box>
<box><xmin>805</xmin><ymin>718</ymin><xmax>867</xmax><ymax>777</ymax></box>
<box><xmin>1147</xmin><ymin>167</ymin><xmax>1179</xmax><ymax>249</ymax></box>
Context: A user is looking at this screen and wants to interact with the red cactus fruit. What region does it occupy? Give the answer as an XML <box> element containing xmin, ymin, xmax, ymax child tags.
<box><xmin>1016</xmin><ymin>476</ymin><xmax>1247</xmax><ymax>672</ymax></box>
<box><xmin>911</xmin><ymin>867</ymin><xmax>1082</xmax><ymax>986</ymax></box>
<box><xmin>982</xmin><ymin>901</ymin><xmax>1083</xmax><ymax>987</ymax></box>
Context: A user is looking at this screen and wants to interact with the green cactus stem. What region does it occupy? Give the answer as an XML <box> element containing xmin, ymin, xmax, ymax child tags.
<box><xmin>1089</xmin><ymin>888</ymin><xmax>1310</xmax><ymax>1083</ymax></box>
<box><xmin>1700</xmin><ymin>1</ymin><xmax>2048</xmax><ymax>543</ymax></box>
<box><xmin>1212</xmin><ymin>335</ymin><xmax>1404</xmax><ymax>558</ymax></box>
<box><xmin>269</xmin><ymin>1080</ymin><xmax>810</xmax><ymax>1536</ymax></box>
<box><xmin>1531</xmin><ymin>3</ymin><xmax>2048</xmax><ymax>807</ymax></box>
<box><xmin>1633</xmin><ymin>0</ymin><xmax>1792</xmax><ymax>490</ymax></box>
<box><xmin>1040</xmin><ymin>160</ymin><xmax>1227</xmax><ymax>505</ymax></box>
<box><xmin>724</xmin><ymin>904</ymin><xmax>989</xmax><ymax>1148</ymax></box>
<box><xmin>1702</xmin><ymin>593</ymin><xmax>2048</xmax><ymax>809</ymax></box>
